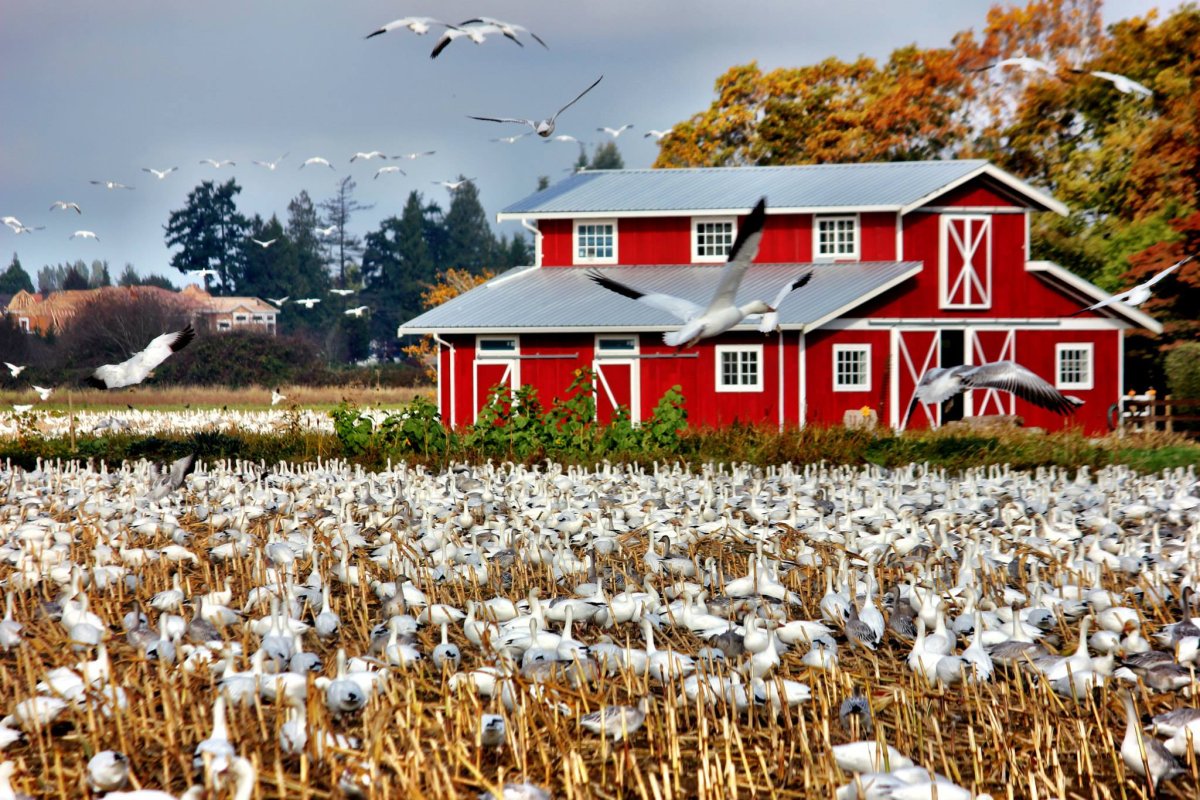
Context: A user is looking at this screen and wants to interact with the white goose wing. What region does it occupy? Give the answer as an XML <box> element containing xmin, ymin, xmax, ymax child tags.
<box><xmin>705</xmin><ymin>198</ymin><xmax>767</xmax><ymax>314</ymax></box>
<box><xmin>758</xmin><ymin>271</ymin><xmax>814</xmax><ymax>332</ymax></box>
<box><xmin>1142</xmin><ymin>255</ymin><xmax>1191</xmax><ymax>288</ymax></box>
<box><xmin>587</xmin><ymin>270</ymin><xmax>703</xmax><ymax>322</ymax></box>
<box><xmin>88</xmin><ymin>325</ymin><xmax>195</xmax><ymax>390</ymax></box>
<box><xmin>960</xmin><ymin>361</ymin><xmax>1082</xmax><ymax>414</ymax></box>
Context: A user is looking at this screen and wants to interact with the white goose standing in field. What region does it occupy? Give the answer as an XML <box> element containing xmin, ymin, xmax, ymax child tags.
<box><xmin>589</xmin><ymin>199</ymin><xmax>812</xmax><ymax>347</ymax></box>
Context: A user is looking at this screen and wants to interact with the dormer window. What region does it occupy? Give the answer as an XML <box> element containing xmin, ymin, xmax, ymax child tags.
<box><xmin>692</xmin><ymin>218</ymin><xmax>736</xmax><ymax>262</ymax></box>
<box><xmin>574</xmin><ymin>220</ymin><xmax>617</xmax><ymax>264</ymax></box>
<box><xmin>815</xmin><ymin>215</ymin><xmax>859</xmax><ymax>260</ymax></box>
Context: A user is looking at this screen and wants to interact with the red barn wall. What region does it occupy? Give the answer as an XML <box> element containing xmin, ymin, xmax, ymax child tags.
<box><xmin>803</xmin><ymin>329</ymin><xmax>893</xmax><ymax>426</ymax></box>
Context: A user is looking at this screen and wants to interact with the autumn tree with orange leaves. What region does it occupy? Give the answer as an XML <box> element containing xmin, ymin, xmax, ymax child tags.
<box><xmin>402</xmin><ymin>267</ymin><xmax>495</xmax><ymax>383</ymax></box>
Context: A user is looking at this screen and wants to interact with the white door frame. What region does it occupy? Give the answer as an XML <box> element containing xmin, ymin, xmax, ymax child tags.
<box><xmin>894</xmin><ymin>327</ymin><xmax>941</xmax><ymax>431</ymax></box>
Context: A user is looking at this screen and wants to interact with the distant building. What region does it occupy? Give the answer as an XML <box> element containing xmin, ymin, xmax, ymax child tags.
<box><xmin>4</xmin><ymin>284</ymin><xmax>277</xmax><ymax>335</ymax></box>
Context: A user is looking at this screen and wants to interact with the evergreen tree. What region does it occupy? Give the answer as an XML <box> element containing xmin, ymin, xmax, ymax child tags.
<box><xmin>363</xmin><ymin>191</ymin><xmax>437</xmax><ymax>354</ymax></box>
<box><xmin>164</xmin><ymin>179</ymin><xmax>250</xmax><ymax>293</ymax></box>
<box><xmin>441</xmin><ymin>179</ymin><xmax>498</xmax><ymax>272</ymax></box>
<box><xmin>117</xmin><ymin>264</ymin><xmax>176</xmax><ymax>290</ymax></box>
<box><xmin>62</xmin><ymin>266</ymin><xmax>89</xmax><ymax>290</ymax></box>
<box><xmin>0</xmin><ymin>254</ymin><xmax>33</xmax><ymax>294</ymax></box>
<box><xmin>319</xmin><ymin>176</ymin><xmax>372</xmax><ymax>288</ymax></box>
<box><xmin>589</xmin><ymin>141</ymin><xmax>625</xmax><ymax>169</ymax></box>
<box><xmin>238</xmin><ymin>214</ymin><xmax>294</xmax><ymax>299</ymax></box>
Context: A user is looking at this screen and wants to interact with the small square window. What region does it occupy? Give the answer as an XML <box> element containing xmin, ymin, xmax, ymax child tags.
<box><xmin>833</xmin><ymin>344</ymin><xmax>871</xmax><ymax>391</ymax></box>
<box><xmin>816</xmin><ymin>216</ymin><xmax>859</xmax><ymax>260</ymax></box>
<box><xmin>1056</xmin><ymin>343</ymin><xmax>1093</xmax><ymax>390</ymax></box>
<box><xmin>574</xmin><ymin>221</ymin><xmax>617</xmax><ymax>264</ymax></box>
<box><xmin>715</xmin><ymin>345</ymin><xmax>763</xmax><ymax>392</ymax></box>
<box><xmin>692</xmin><ymin>219</ymin><xmax>736</xmax><ymax>262</ymax></box>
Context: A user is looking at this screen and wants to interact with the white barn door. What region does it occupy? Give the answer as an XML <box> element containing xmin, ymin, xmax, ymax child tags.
<box><xmin>940</xmin><ymin>215</ymin><xmax>992</xmax><ymax>309</ymax></box>
<box><xmin>895</xmin><ymin>329</ymin><xmax>941</xmax><ymax>431</ymax></box>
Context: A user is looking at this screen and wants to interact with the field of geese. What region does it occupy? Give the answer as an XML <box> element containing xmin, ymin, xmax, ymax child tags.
<box><xmin>1</xmin><ymin>455</ymin><xmax>1199</xmax><ymax>799</ymax></box>
<box><xmin>0</xmin><ymin>408</ymin><xmax>338</xmax><ymax>439</ymax></box>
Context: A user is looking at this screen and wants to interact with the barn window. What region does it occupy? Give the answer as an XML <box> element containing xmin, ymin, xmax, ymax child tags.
<box><xmin>217</xmin><ymin>320</ymin><xmax>231</xmax><ymax>331</ymax></box>
<box><xmin>715</xmin><ymin>345</ymin><xmax>763</xmax><ymax>392</ymax></box>
<box><xmin>234</xmin><ymin>313</ymin><xmax>248</xmax><ymax>323</ymax></box>
<box><xmin>833</xmin><ymin>344</ymin><xmax>871</xmax><ymax>391</ymax></box>
<box><xmin>574</xmin><ymin>220</ymin><xmax>617</xmax><ymax>264</ymax></box>
<box><xmin>692</xmin><ymin>218</ymin><xmax>736</xmax><ymax>262</ymax></box>
<box><xmin>1056</xmin><ymin>343</ymin><xmax>1093</xmax><ymax>390</ymax></box>
<box><xmin>815</xmin><ymin>216</ymin><xmax>859</xmax><ymax>260</ymax></box>
<box><xmin>477</xmin><ymin>337</ymin><xmax>518</xmax><ymax>355</ymax></box>
<box><xmin>597</xmin><ymin>336</ymin><xmax>637</xmax><ymax>353</ymax></box>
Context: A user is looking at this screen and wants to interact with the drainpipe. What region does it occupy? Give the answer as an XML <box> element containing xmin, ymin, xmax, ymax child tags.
<box><xmin>520</xmin><ymin>218</ymin><xmax>542</xmax><ymax>267</ymax></box>
<box><xmin>432</xmin><ymin>334</ymin><xmax>456</xmax><ymax>428</ymax></box>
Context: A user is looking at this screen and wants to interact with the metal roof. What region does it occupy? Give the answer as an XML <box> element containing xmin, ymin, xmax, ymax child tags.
<box><xmin>398</xmin><ymin>262</ymin><xmax>922</xmax><ymax>334</ymax></box>
<box><xmin>497</xmin><ymin>160</ymin><xmax>1067</xmax><ymax>218</ymax></box>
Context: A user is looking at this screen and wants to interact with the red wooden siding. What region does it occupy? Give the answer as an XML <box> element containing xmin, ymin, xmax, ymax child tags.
<box><xmin>804</xmin><ymin>330</ymin><xmax>893</xmax><ymax>426</ymax></box>
<box><xmin>1012</xmin><ymin>328</ymin><xmax>1118</xmax><ymax>433</ymax></box>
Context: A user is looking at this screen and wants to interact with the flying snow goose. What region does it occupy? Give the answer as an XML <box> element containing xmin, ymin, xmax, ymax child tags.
<box><xmin>350</xmin><ymin>151</ymin><xmax>387</xmax><ymax>162</ymax></box>
<box><xmin>430</xmin><ymin>23</ymin><xmax>511</xmax><ymax>59</ymax></box>
<box><xmin>250</xmin><ymin>238</ymin><xmax>277</xmax><ymax>248</ymax></box>
<box><xmin>974</xmin><ymin>56</ymin><xmax>1055</xmax><ymax>75</ymax></box>
<box><xmin>330</xmin><ymin>288</ymin><xmax>355</xmax><ymax>296</ymax></box>
<box><xmin>141</xmin><ymin>167</ymin><xmax>178</xmax><ymax>180</ymax></box>
<box><xmin>30</xmin><ymin>385</ymin><xmax>52</xmax><ymax>401</ymax></box>
<box><xmin>1073</xmin><ymin>69</ymin><xmax>1153</xmax><ymax>97</ymax></box>
<box><xmin>1071</xmin><ymin>256</ymin><xmax>1191</xmax><ymax>315</ymax></box>
<box><xmin>185</xmin><ymin>268</ymin><xmax>218</xmax><ymax>281</ymax></box>
<box><xmin>315</xmin><ymin>225</ymin><xmax>337</xmax><ymax>237</ymax></box>
<box><xmin>374</xmin><ymin>166</ymin><xmax>406</xmax><ymax>179</ymax></box>
<box><xmin>597</xmin><ymin>124</ymin><xmax>634</xmax><ymax>138</ymax></box>
<box><xmin>393</xmin><ymin>150</ymin><xmax>436</xmax><ymax>160</ymax></box>
<box><xmin>909</xmin><ymin>361</ymin><xmax>1083</xmax><ymax>418</ymax></box>
<box><xmin>252</xmin><ymin>154</ymin><xmax>288</xmax><ymax>170</ymax></box>
<box><xmin>199</xmin><ymin>159</ymin><xmax>235</xmax><ymax>168</ymax></box>
<box><xmin>469</xmin><ymin>75</ymin><xmax>603</xmax><ymax>138</ymax></box>
<box><xmin>295</xmin><ymin>298</ymin><xmax>321</xmax><ymax>309</ymax></box>
<box><xmin>344</xmin><ymin>306</ymin><xmax>369</xmax><ymax>318</ymax></box>
<box><xmin>434</xmin><ymin>178</ymin><xmax>475</xmax><ymax>190</ymax></box>
<box><xmin>643</xmin><ymin>129</ymin><xmax>673</xmax><ymax>140</ymax></box>
<box><xmin>85</xmin><ymin>324</ymin><xmax>195</xmax><ymax>390</ymax></box>
<box><xmin>365</xmin><ymin>17</ymin><xmax>457</xmax><ymax>38</ymax></box>
<box><xmin>266</xmin><ymin>296</ymin><xmax>288</xmax><ymax>306</ymax></box>
<box><xmin>300</xmin><ymin>156</ymin><xmax>334</xmax><ymax>170</ymax></box>
<box><xmin>90</xmin><ymin>180</ymin><xmax>133</xmax><ymax>190</ymax></box>
<box><xmin>70</xmin><ymin>230</ymin><xmax>100</xmax><ymax>241</ymax></box>
<box><xmin>459</xmin><ymin>17</ymin><xmax>548</xmax><ymax>48</ymax></box>
<box><xmin>49</xmin><ymin>201</ymin><xmax>82</xmax><ymax>214</ymax></box>
<box><xmin>271</xmin><ymin>388</ymin><xmax>286</xmax><ymax>406</ymax></box>
<box><xmin>589</xmin><ymin>198</ymin><xmax>811</xmax><ymax>347</ymax></box>
<box><xmin>4</xmin><ymin>363</ymin><xmax>25</xmax><ymax>378</ymax></box>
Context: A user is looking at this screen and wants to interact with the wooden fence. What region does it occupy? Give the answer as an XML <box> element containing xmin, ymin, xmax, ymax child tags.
<box><xmin>1110</xmin><ymin>395</ymin><xmax>1200</xmax><ymax>437</ymax></box>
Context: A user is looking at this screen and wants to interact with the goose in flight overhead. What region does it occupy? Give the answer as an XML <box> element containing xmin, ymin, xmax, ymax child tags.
<box><xmin>31</xmin><ymin>385</ymin><xmax>53</xmax><ymax>401</ymax></box>
<box><xmin>597</xmin><ymin>124</ymin><xmax>634</xmax><ymax>138</ymax></box>
<box><xmin>50</xmin><ymin>201</ymin><xmax>82</xmax><ymax>214</ymax></box>
<box><xmin>644</xmin><ymin>129</ymin><xmax>673</xmax><ymax>140</ymax></box>
<box><xmin>430</xmin><ymin>23</ymin><xmax>512</xmax><ymax>59</ymax></box>
<box><xmin>70</xmin><ymin>230</ymin><xmax>100</xmax><ymax>241</ymax></box>
<box><xmin>252</xmin><ymin>154</ymin><xmax>288</xmax><ymax>171</ymax></box>
<box><xmin>315</xmin><ymin>225</ymin><xmax>337</xmax><ymax>237</ymax></box>
<box><xmin>393</xmin><ymin>151</ymin><xmax>436</xmax><ymax>160</ymax></box>
<box><xmin>267</xmin><ymin>296</ymin><xmax>288</xmax><ymax>307</ymax></box>
<box><xmin>974</xmin><ymin>56</ymin><xmax>1055</xmax><ymax>75</ymax></box>
<box><xmin>141</xmin><ymin>167</ymin><xmax>178</xmax><ymax>180</ymax></box>
<box><xmin>1073</xmin><ymin>69</ymin><xmax>1153</xmax><ymax>97</ymax></box>
<box><xmin>469</xmin><ymin>75</ymin><xmax>603</xmax><ymax>138</ymax></box>
<box><xmin>350</xmin><ymin>151</ymin><xmax>387</xmax><ymax>162</ymax></box>
<box><xmin>295</xmin><ymin>298</ymin><xmax>321</xmax><ymax>309</ymax></box>
<box><xmin>365</xmin><ymin>17</ymin><xmax>457</xmax><ymax>39</ymax></box>
<box><xmin>4</xmin><ymin>363</ymin><xmax>25</xmax><ymax>377</ymax></box>
<box><xmin>344</xmin><ymin>305</ymin><xmax>369</xmax><ymax>318</ymax></box>
<box><xmin>1071</xmin><ymin>256</ymin><xmax>1192</xmax><ymax>316</ymax></box>
<box><xmin>85</xmin><ymin>325</ymin><xmax>196</xmax><ymax>390</ymax></box>
<box><xmin>271</xmin><ymin>388</ymin><xmax>287</xmax><ymax>406</ymax></box>
<box><xmin>301</xmin><ymin>157</ymin><xmax>334</xmax><ymax>170</ymax></box>
<box><xmin>374</xmin><ymin>166</ymin><xmax>406</xmax><ymax>179</ymax></box>
<box><xmin>186</xmin><ymin>268</ymin><xmax>218</xmax><ymax>281</ymax></box>
<box><xmin>458</xmin><ymin>17</ymin><xmax>548</xmax><ymax>49</ymax></box>
<box><xmin>589</xmin><ymin>199</ymin><xmax>807</xmax><ymax>347</ymax></box>
<box><xmin>330</xmin><ymin>288</ymin><xmax>356</xmax><ymax>296</ymax></box>
<box><xmin>199</xmin><ymin>159</ymin><xmax>236</xmax><ymax>168</ymax></box>
<box><xmin>434</xmin><ymin>178</ymin><xmax>475</xmax><ymax>190</ymax></box>
<box><xmin>91</xmin><ymin>180</ymin><xmax>133</xmax><ymax>190</ymax></box>
<box><xmin>908</xmin><ymin>361</ymin><xmax>1083</xmax><ymax>425</ymax></box>
<box><xmin>251</xmin><ymin>238</ymin><xmax>277</xmax><ymax>249</ymax></box>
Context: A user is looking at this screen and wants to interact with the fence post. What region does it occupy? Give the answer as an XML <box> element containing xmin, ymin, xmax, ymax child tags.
<box><xmin>1166</xmin><ymin>394</ymin><xmax>1174</xmax><ymax>434</ymax></box>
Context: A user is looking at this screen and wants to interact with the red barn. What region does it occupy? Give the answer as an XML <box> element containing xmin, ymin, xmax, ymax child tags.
<box><xmin>399</xmin><ymin>161</ymin><xmax>1160</xmax><ymax>433</ymax></box>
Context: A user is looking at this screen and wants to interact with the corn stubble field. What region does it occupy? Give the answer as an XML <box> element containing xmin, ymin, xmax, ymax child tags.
<box><xmin>0</xmin><ymin>436</ymin><xmax>1198</xmax><ymax>799</ymax></box>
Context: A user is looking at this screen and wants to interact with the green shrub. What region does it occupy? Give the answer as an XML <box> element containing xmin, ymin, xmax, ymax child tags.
<box><xmin>1165</xmin><ymin>342</ymin><xmax>1200</xmax><ymax>399</ymax></box>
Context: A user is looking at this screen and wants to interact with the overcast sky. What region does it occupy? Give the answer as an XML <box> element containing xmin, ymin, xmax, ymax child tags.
<box><xmin>0</xmin><ymin>0</ymin><xmax>1174</xmax><ymax>290</ymax></box>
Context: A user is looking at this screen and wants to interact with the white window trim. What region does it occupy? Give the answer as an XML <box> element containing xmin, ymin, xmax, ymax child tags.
<box><xmin>573</xmin><ymin>219</ymin><xmax>618</xmax><ymax>265</ymax></box>
<box><xmin>833</xmin><ymin>344</ymin><xmax>872</xmax><ymax>392</ymax></box>
<box><xmin>595</xmin><ymin>334</ymin><xmax>640</xmax><ymax>356</ymax></box>
<box><xmin>1056</xmin><ymin>342</ymin><xmax>1094</xmax><ymax>390</ymax></box>
<box><xmin>939</xmin><ymin>214</ymin><xmax>993</xmax><ymax>310</ymax></box>
<box><xmin>715</xmin><ymin>344</ymin><xmax>764</xmax><ymax>393</ymax></box>
<box><xmin>691</xmin><ymin>217</ymin><xmax>737</xmax><ymax>263</ymax></box>
<box><xmin>814</xmin><ymin>214</ymin><xmax>860</xmax><ymax>261</ymax></box>
<box><xmin>476</xmin><ymin>335</ymin><xmax>520</xmax><ymax>357</ymax></box>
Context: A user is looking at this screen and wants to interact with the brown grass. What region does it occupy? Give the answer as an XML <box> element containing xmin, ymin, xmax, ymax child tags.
<box><xmin>0</xmin><ymin>494</ymin><xmax>1195</xmax><ymax>800</ymax></box>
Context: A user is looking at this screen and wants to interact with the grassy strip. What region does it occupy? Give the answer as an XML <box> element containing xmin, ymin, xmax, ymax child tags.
<box><xmin>0</xmin><ymin>384</ymin><xmax>427</xmax><ymax>412</ymax></box>
<box><xmin>2</xmin><ymin>424</ymin><xmax>1196</xmax><ymax>473</ymax></box>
